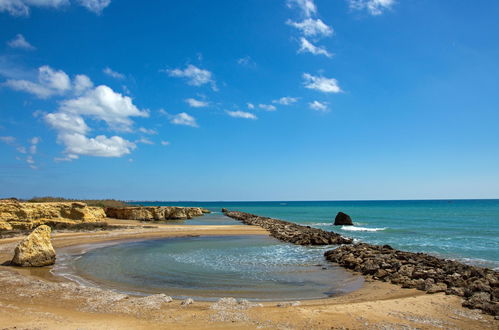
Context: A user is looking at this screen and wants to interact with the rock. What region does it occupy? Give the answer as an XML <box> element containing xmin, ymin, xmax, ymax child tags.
<box><xmin>0</xmin><ymin>221</ymin><xmax>13</xmax><ymax>231</ymax></box>
<box><xmin>11</xmin><ymin>225</ymin><xmax>56</xmax><ymax>267</ymax></box>
<box><xmin>0</xmin><ymin>201</ymin><xmax>105</xmax><ymax>230</ymax></box>
<box><xmin>221</xmin><ymin>208</ymin><xmax>228</xmax><ymax>213</ymax></box>
<box><xmin>427</xmin><ymin>282</ymin><xmax>447</xmax><ymax>294</ymax></box>
<box><xmin>105</xmin><ymin>206</ymin><xmax>205</xmax><ymax>221</ymax></box>
<box><xmin>334</xmin><ymin>212</ymin><xmax>353</xmax><ymax>226</ymax></box>
<box><xmin>225</xmin><ymin>211</ymin><xmax>352</xmax><ymax>246</ymax></box>
<box><xmin>181</xmin><ymin>298</ymin><xmax>194</xmax><ymax>306</ymax></box>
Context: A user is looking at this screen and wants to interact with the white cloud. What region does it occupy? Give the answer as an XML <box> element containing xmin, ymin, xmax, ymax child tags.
<box><xmin>161</xmin><ymin>140</ymin><xmax>170</xmax><ymax>146</ymax></box>
<box><xmin>273</xmin><ymin>96</ymin><xmax>298</xmax><ymax>105</ymax></box>
<box><xmin>170</xmin><ymin>112</ymin><xmax>198</xmax><ymax>127</ymax></box>
<box><xmin>29</xmin><ymin>136</ymin><xmax>40</xmax><ymax>154</ymax></box>
<box><xmin>185</xmin><ymin>98</ymin><xmax>208</xmax><ymax>108</ymax></box>
<box><xmin>309</xmin><ymin>100</ymin><xmax>329</xmax><ymax>112</ymax></box>
<box><xmin>286</xmin><ymin>19</ymin><xmax>333</xmax><ymax>37</ymax></box>
<box><xmin>225</xmin><ymin>110</ymin><xmax>257</xmax><ymax>120</ymax></box>
<box><xmin>258</xmin><ymin>104</ymin><xmax>277</xmax><ymax>111</ymax></box>
<box><xmin>56</xmin><ymin>133</ymin><xmax>135</xmax><ymax>157</ymax></box>
<box><xmin>5</xmin><ymin>65</ymin><xmax>71</xmax><ymax>98</ymax></box>
<box><xmin>77</xmin><ymin>0</ymin><xmax>110</xmax><ymax>14</ymax></box>
<box><xmin>247</xmin><ymin>103</ymin><xmax>255</xmax><ymax>109</ymax></box>
<box><xmin>167</xmin><ymin>64</ymin><xmax>217</xmax><ymax>91</ymax></box>
<box><xmin>0</xmin><ymin>0</ymin><xmax>110</xmax><ymax>16</ymax></box>
<box><xmin>0</xmin><ymin>136</ymin><xmax>16</xmax><ymax>144</ymax></box>
<box><xmin>7</xmin><ymin>34</ymin><xmax>35</xmax><ymax>50</ymax></box>
<box><xmin>45</xmin><ymin>112</ymin><xmax>89</xmax><ymax>135</ymax></box>
<box><xmin>298</xmin><ymin>37</ymin><xmax>333</xmax><ymax>57</ymax></box>
<box><xmin>286</xmin><ymin>0</ymin><xmax>316</xmax><ymax>18</ymax></box>
<box><xmin>237</xmin><ymin>56</ymin><xmax>256</xmax><ymax>67</ymax></box>
<box><xmin>303</xmin><ymin>73</ymin><xmax>341</xmax><ymax>93</ymax></box>
<box><xmin>17</xmin><ymin>146</ymin><xmax>26</xmax><ymax>153</ymax></box>
<box><xmin>138</xmin><ymin>127</ymin><xmax>157</xmax><ymax>135</ymax></box>
<box><xmin>348</xmin><ymin>0</ymin><xmax>394</xmax><ymax>15</ymax></box>
<box><xmin>73</xmin><ymin>74</ymin><xmax>93</xmax><ymax>94</ymax></box>
<box><xmin>103</xmin><ymin>67</ymin><xmax>124</xmax><ymax>79</ymax></box>
<box><xmin>59</xmin><ymin>85</ymin><xmax>149</xmax><ymax>131</ymax></box>
<box><xmin>136</xmin><ymin>137</ymin><xmax>154</xmax><ymax>145</ymax></box>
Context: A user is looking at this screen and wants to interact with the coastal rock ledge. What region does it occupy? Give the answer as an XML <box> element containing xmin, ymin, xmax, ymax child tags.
<box><xmin>325</xmin><ymin>243</ymin><xmax>499</xmax><ymax>317</ymax></box>
<box><xmin>105</xmin><ymin>206</ymin><xmax>209</xmax><ymax>221</ymax></box>
<box><xmin>223</xmin><ymin>210</ymin><xmax>352</xmax><ymax>245</ymax></box>
<box><xmin>11</xmin><ymin>225</ymin><xmax>56</xmax><ymax>267</ymax></box>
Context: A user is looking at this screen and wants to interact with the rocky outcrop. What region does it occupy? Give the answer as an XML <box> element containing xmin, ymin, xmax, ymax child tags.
<box><xmin>324</xmin><ymin>243</ymin><xmax>499</xmax><ymax>317</ymax></box>
<box><xmin>0</xmin><ymin>221</ymin><xmax>12</xmax><ymax>231</ymax></box>
<box><xmin>11</xmin><ymin>225</ymin><xmax>56</xmax><ymax>267</ymax></box>
<box><xmin>0</xmin><ymin>201</ymin><xmax>106</xmax><ymax>230</ymax></box>
<box><xmin>105</xmin><ymin>206</ymin><xmax>209</xmax><ymax>221</ymax></box>
<box><xmin>223</xmin><ymin>210</ymin><xmax>352</xmax><ymax>245</ymax></box>
<box><xmin>334</xmin><ymin>212</ymin><xmax>353</xmax><ymax>226</ymax></box>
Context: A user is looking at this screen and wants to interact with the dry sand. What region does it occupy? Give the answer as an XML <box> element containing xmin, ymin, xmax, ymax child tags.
<box><xmin>0</xmin><ymin>220</ymin><xmax>496</xmax><ymax>329</ymax></box>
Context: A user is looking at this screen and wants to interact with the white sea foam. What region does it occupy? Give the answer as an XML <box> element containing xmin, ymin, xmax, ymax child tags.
<box><xmin>340</xmin><ymin>226</ymin><xmax>386</xmax><ymax>232</ymax></box>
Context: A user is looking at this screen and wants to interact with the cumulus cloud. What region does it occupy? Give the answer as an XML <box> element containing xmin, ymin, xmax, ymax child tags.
<box><xmin>56</xmin><ymin>133</ymin><xmax>135</xmax><ymax>158</ymax></box>
<box><xmin>167</xmin><ymin>64</ymin><xmax>217</xmax><ymax>91</ymax></box>
<box><xmin>0</xmin><ymin>0</ymin><xmax>110</xmax><ymax>16</ymax></box>
<box><xmin>303</xmin><ymin>73</ymin><xmax>341</xmax><ymax>93</ymax></box>
<box><xmin>7</xmin><ymin>34</ymin><xmax>35</xmax><ymax>50</ymax></box>
<box><xmin>298</xmin><ymin>37</ymin><xmax>333</xmax><ymax>57</ymax></box>
<box><xmin>185</xmin><ymin>98</ymin><xmax>208</xmax><ymax>108</ymax></box>
<box><xmin>309</xmin><ymin>100</ymin><xmax>329</xmax><ymax>112</ymax></box>
<box><xmin>4</xmin><ymin>65</ymin><xmax>72</xmax><ymax>98</ymax></box>
<box><xmin>59</xmin><ymin>85</ymin><xmax>149</xmax><ymax>131</ymax></box>
<box><xmin>286</xmin><ymin>0</ymin><xmax>316</xmax><ymax>18</ymax></box>
<box><xmin>247</xmin><ymin>103</ymin><xmax>255</xmax><ymax>109</ymax></box>
<box><xmin>77</xmin><ymin>0</ymin><xmax>110</xmax><ymax>14</ymax></box>
<box><xmin>226</xmin><ymin>110</ymin><xmax>257</xmax><ymax>120</ymax></box>
<box><xmin>273</xmin><ymin>96</ymin><xmax>298</xmax><ymax>105</ymax></box>
<box><xmin>258</xmin><ymin>104</ymin><xmax>276</xmax><ymax>111</ymax></box>
<box><xmin>286</xmin><ymin>18</ymin><xmax>333</xmax><ymax>37</ymax></box>
<box><xmin>73</xmin><ymin>74</ymin><xmax>93</xmax><ymax>94</ymax></box>
<box><xmin>0</xmin><ymin>136</ymin><xmax>16</xmax><ymax>144</ymax></box>
<box><xmin>170</xmin><ymin>112</ymin><xmax>198</xmax><ymax>127</ymax></box>
<box><xmin>45</xmin><ymin>112</ymin><xmax>89</xmax><ymax>135</ymax></box>
<box><xmin>348</xmin><ymin>0</ymin><xmax>394</xmax><ymax>15</ymax></box>
<box><xmin>29</xmin><ymin>136</ymin><xmax>40</xmax><ymax>154</ymax></box>
<box><xmin>103</xmin><ymin>67</ymin><xmax>124</xmax><ymax>79</ymax></box>
<box><xmin>136</xmin><ymin>137</ymin><xmax>154</xmax><ymax>145</ymax></box>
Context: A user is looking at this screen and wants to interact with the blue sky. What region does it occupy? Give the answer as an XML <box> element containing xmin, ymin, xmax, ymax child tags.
<box><xmin>0</xmin><ymin>0</ymin><xmax>498</xmax><ymax>200</ymax></box>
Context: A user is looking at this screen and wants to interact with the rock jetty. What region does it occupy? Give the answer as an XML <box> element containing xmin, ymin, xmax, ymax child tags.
<box><xmin>223</xmin><ymin>210</ymin><xmax>352</xmax><ymax>245</ymax></box>
<box><xmin>0</xmin><ymin>201</ymin><xmax>106</xmax><ymax>230</ymax></box>
<box><xmin>11</xmin><ymin>225</ymin><xmax>56</xmax><ymax>267</ymax></box>
<box><xmin>334</xmin><ymin>212</ymin><xmax>353</xmax><ymax>226</ymax></box>
<box><xmin>324</xmin><ymin>243</ymin><xmax>499</xmax><ymax>317</ymax></box>
<box><xmin>105</xmin><ymin>206</ymin><xmax>209</xmax><ymax>221</ymax></box>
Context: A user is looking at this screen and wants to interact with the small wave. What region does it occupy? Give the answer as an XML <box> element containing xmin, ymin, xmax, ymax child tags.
<box><xmin>340</xmin><ymin>226</ymin><xmax>386</xmax><ymax>232</ymax></box>
<box><xmin>311</xmin><ymin>222</ymin><xmax>332</xmax><ymax>226</ymax></box>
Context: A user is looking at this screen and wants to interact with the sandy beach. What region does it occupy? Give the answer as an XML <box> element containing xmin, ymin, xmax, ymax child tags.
<box><xmin>0</xmin><ymin>220</ymin><xmax>496</xmax><ymax>329</ymax></box>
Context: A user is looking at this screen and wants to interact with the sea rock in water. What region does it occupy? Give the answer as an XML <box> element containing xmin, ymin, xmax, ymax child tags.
<box><xmin>334</xmin><ymin>212</ymin><xmax>353</xmax><ymax>226</ymax></box>
<box><xmin>11</xmin><ymin>225</ymin><xmax>56</xmax><ymax>267</ymax></box>
<box><xmin>221</xmin><ymin>208</ymin><xmax>228</xmax><ymax>213</ymax></box>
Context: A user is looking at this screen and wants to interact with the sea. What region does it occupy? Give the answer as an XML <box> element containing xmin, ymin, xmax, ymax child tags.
<box><xmin>54</xmin><ymin>199</ymin><xmax>499</xmax><ymax>300</ymax></box>
<box><xmin>133</xmin><ymin>199</ymin><xmax>499</xmax><ymax>270</ymax></box>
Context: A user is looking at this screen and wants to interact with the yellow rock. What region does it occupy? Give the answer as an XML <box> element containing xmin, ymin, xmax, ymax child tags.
<box><xmin>0</xmin><ymin>201</ymin><xmax>106</xmax><ymax>230</ymax></box>
<box><xmin>11</xmin><ymin>225</ymin><xmax>56</xmax><ymax>267</ymax></box>
<box><xmin>105</xmin><ymin>206</ymin><xmax>206</xmax><ymax>221</ymax></box>
<box><xmin>0</xmin><ymin>221</ymin><xmax>12</xmax><ymax>231</ymax></box>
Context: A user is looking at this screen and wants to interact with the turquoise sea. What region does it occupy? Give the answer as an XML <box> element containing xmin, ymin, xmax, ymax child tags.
<box><xmin>134</xmin><ymin>199</ymin><xmax>499</xmax><ymax>270</ymax></box>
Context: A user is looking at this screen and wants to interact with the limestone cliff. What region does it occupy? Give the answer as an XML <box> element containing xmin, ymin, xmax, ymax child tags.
<box><xmin>105</xmin><ymin>206</ymin><xmax>208</xmax><ymax>221</ymax></box>
<box><xmin>0</xmin><ymin>201</ymin><xmax>106</xmax><ymax>230</ymax></box>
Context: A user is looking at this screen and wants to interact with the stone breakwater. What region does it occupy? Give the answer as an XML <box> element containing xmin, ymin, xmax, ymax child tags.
<box><xmin>0</xmin><ymin>201</ymin><xmax>106</xmax><ymax>230</ymax></box>
<box><xmin>105</xmin><ymin>206</ymin><xmax>210</xmax><ymax>221</ymax></box>
<box><xmin>223</xmin><ymin>210</ymin><xmax>352</xmax><ymax>245</ymax></box>
<box><xmin>324</xmin><ymin>243</ymin><xmax>499</xmax><ymax>317</ymax></box>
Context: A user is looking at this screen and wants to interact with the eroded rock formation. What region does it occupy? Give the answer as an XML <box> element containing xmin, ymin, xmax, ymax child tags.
<box><xmin>223</xmin><ymin>210</ymin><xmax>352</xmax><ymax>245</ymax></box>
<box><xmin>11</xmin><ymin>225</ymin><xmax>56</xmax><ymax>267</ymax></box>
<box><xmin>105</xmin><ymin>206</ymin><xmax>209</xmax><ymax>221</ymax></box>
<box><xmin>334</xmin><ymin>212</ymin><xmax>353</xmax><ymax>226</ymax></box>
<box><xmin>0</xmin><ymin>201</ymin><xmax>106</xmax><ymax>230</ymax></box>
<box><xmin>324</xmin><ymin>243</ymin><xmax>499</xmax><ymax>317</ymax></box>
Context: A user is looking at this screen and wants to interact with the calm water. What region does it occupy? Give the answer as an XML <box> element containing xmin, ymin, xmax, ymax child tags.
<box><xmin>134</xmin><ymin>199</ymin><xmax>499</xmax><ymax>270</ymax></box>
<box><xmin>58</xmin><ymin>235</ymin><xmax>362</xmax><ymax>300</ymax></box>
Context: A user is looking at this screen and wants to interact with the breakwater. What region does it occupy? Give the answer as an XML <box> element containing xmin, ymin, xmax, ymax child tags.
<box><xmin>223</xmin><ymin>210</ymin><xmax>352</xmax><ymax>245</ymax></box>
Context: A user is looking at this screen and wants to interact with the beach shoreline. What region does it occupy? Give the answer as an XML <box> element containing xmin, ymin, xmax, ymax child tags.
<box><xmin>0</xmin><ymin>220</ymin><xmax>496</xmax><ymax>329</ymax></box>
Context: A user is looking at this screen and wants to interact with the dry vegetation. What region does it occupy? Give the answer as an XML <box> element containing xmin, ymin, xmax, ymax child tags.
<box><xmin>26</xmin><ymin>197</ymin><xmax>130</xmax><ymax>208</ymax></box>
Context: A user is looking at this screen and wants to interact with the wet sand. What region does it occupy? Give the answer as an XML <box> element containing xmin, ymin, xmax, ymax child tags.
<box><xmin>0</xmin><ymin>220</ymin><xmax>496</xmax><ymax>329</ymax></box>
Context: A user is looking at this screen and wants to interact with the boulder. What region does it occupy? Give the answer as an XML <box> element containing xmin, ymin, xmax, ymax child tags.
<box><xmin>221</xmin><ymin>208</ymin><xmax>228</xmax><ymax>213</ymax></box>
<box><xmin>334</xmin><ymin>212</ymin><xmax>353</xmax><ymax>226</ymax></box>
<box><xmin>11</xmin><ymin>225</ymin><xmax>56</xmax><ymax>267</ymax></box>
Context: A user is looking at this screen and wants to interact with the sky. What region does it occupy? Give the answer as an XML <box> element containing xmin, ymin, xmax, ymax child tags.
<box><xmin>0</xmin><ymin>0</ymin><xmax>498</xmax><ymax>201</ymax></box>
